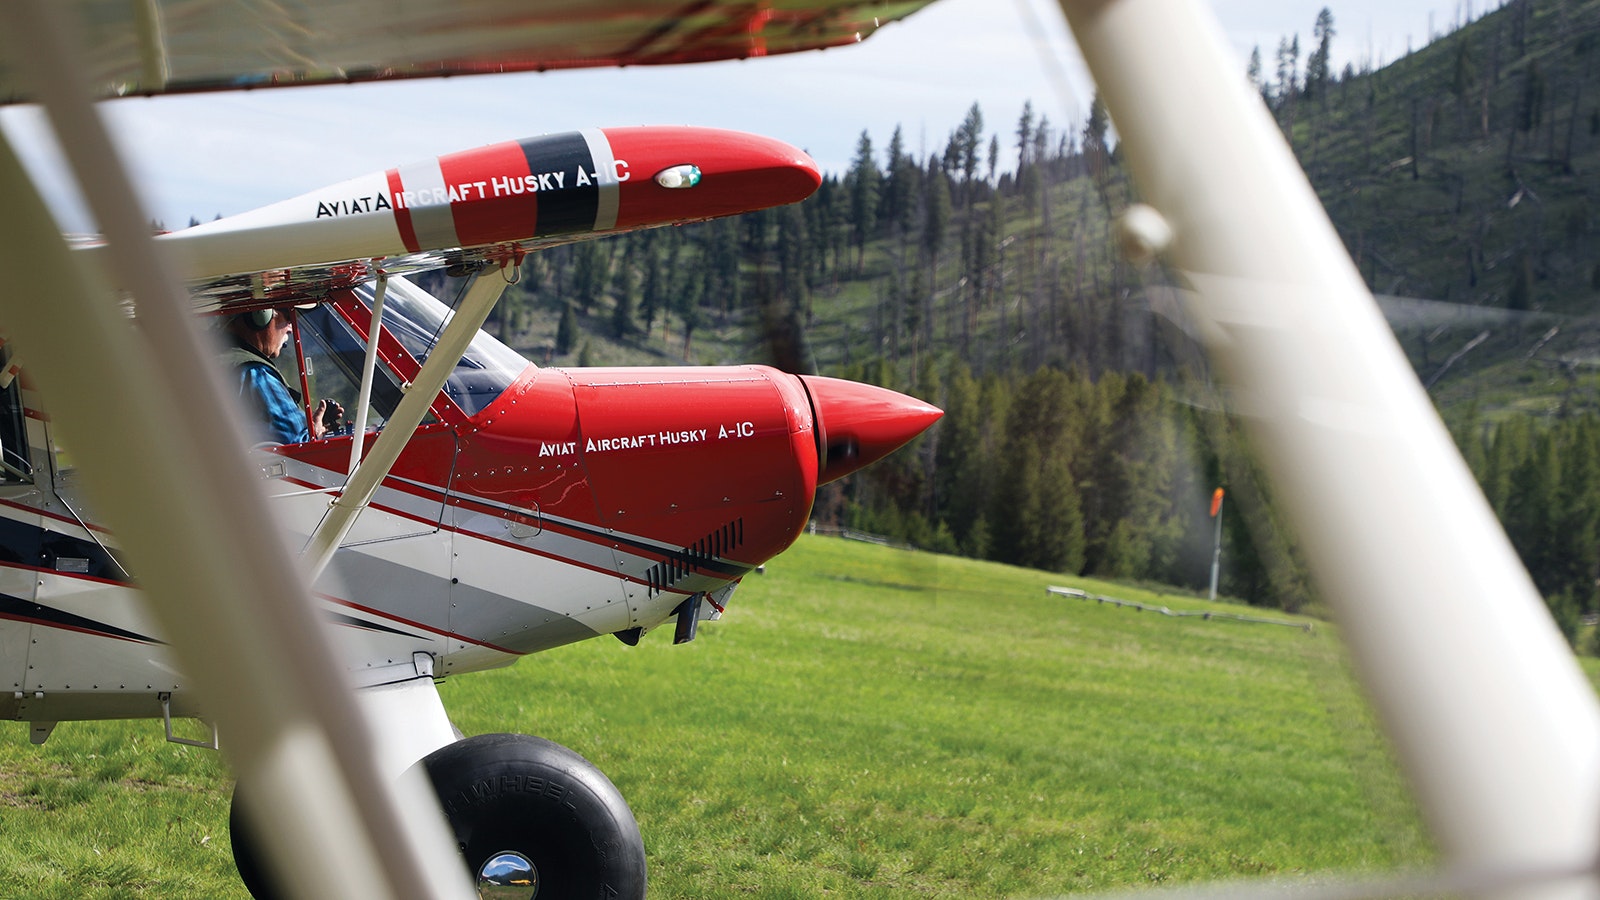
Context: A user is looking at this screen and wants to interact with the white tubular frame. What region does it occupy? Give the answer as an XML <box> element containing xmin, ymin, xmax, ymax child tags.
<box><xmin>348</xmin><ymin>273</ymin><xmax>390</xmax><ymax>479</ymax></box>
<box><xmin>0</xmin><ymin>3</ymin><xmax>472</xmax><ymax>899</ymax></box>
<box><xmin>1054</xmin><ymin>0</ymin><xmax>1600</xmax><ymax>892</ymax></box>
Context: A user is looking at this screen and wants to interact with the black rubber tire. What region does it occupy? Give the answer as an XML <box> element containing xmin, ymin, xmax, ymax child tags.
<box><xmin>421</xmin><ymin>733</ymin><xmax>648</xmax><ymax>900</ymax></box>
<box><xmin>229</xmin><ymin>733</ymin><xmax>646</xmax><ymax>899</ymax></box>
<box><xmin>228</xmin><ymin>785</ymin><xmax>282</xmax><ymax>900</ymax></box>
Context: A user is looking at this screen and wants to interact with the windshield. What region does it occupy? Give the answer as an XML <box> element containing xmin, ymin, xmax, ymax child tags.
<box><xmin>356</xmin><ymin>276</ymin><xmax>530</xmax><ymax>417</ymax></box>
<box><xmin>294</xmin><ymin>305</ymin><xmax>410</xmax><ymax>430</ymax></box>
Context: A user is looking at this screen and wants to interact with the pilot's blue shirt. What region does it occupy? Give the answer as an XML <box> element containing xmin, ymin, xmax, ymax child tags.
<box><xmin>223</xmin><ymin>345</ymin><xmax>308</xmax><ymax>444</ymax></box>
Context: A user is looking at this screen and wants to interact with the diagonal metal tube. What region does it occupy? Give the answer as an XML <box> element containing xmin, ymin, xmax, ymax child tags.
<box><xmin>1053</xmin><ymin>0</ymin><xmax>1600</xmax><ymax>894</ymax></box>
<box><xmin>348</xmin><ymin>273</ymin><xmax>389</xmax><ymax>479</ymax></box>
<box><xmin>0</xmin><ymin>3</ymin><xmax>472</xmax><ymax>898</ymax></box>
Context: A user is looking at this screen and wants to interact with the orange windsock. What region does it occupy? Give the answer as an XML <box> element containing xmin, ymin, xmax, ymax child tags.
<box><xmin>1210</xmin><ymin>487</ymin><xmax>1225</xmax><ymax>517</ymax></box>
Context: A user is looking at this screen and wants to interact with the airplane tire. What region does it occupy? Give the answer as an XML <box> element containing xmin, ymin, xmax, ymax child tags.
<box><xmin>421</xmin><ymin>732</ymin><xmax>648</xmax><ymax>900</ymax></box>
<box><xmin>230</xmin><ymin>733</ymin><xmax>647</xmax><ymax>899</ymax></box>
<box><xmin>227</xmin><ymin>786</ymin><xmax>281</xmax><ymax>900</ymax></box>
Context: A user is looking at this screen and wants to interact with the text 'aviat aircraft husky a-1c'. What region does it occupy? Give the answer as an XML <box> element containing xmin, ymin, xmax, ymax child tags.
<box><xmin>0</xmin><ymin>1</ymin><xmax>940</xmax><ymax>898</ymax></box>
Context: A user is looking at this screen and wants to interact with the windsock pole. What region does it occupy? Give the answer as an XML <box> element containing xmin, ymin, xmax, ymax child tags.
<box><xmin>1208</xmin><ymin>487</ymin><xmax>1224</xmax><ymax>603</ymax></box>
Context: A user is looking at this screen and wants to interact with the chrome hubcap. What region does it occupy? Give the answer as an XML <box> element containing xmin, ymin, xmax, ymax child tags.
<box><xmin>477</xmin><ymin>851</ymin><xmax>538</xmax><ymax>899</ymax></box>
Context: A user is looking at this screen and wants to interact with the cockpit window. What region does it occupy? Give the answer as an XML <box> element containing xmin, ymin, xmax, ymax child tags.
<box><xmin>356</xmin><ymin>276</ymin><xmax>530</xmax><ymax>417</ymax></box>
<box><xmin>294</xmin><ymin>305</ymin><xmax>410</xmax><ymax>429</ymax></box>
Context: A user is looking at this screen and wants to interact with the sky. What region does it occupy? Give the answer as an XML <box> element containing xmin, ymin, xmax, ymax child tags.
<box><xmin>1</xmin><ymin>0</ymin><xmax>1465</xmax><ymax>232</ymax></box>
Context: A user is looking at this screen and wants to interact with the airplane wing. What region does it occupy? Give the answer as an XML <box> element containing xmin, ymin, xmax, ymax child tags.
<box><xmin>21</xmin><ymin>0</ymin><xmax>937</xmax><ymax>313</ymax></box>
<box><xmin>0</xmin><ymin>0</ymin><xmax>933</xmax><ymax>103</ymax></box>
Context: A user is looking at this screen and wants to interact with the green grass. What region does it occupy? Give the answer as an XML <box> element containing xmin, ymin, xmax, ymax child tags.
<box><xmin>0</xmin><ymin>724</ymin><xmax>236</xmax><ymax>898</ymax></box>
<box><xmin>0</xmin><ymin>535</ymin><xmax>1435</xmax><ymax>897</ymax></box>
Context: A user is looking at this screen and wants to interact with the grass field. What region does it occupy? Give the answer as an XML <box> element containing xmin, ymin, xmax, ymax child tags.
<box><xmin>0</xmin><ymin>534</ymin><xmax>1448</xmax><ymax>898</ymax></box>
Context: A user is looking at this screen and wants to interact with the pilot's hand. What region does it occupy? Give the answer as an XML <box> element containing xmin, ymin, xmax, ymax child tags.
<box><xmin>319</xmin><ymin>398</ymin><xmax>345</xmax><ymax>429</ymax></box>
<box><xmin>311</xmin><ymin>398</ymin><xmax>344</xmax><ymax>439</ymax></box>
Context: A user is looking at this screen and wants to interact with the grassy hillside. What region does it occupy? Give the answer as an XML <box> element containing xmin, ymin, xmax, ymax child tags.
<box><xmin>1304</xmin><ymin>2</ymin><xmax>1600</xmax><ymax>309</ymax></box>
<box><xmin>1285</xmin><ymin>0</ymin><xmax>1600</xmax><ymax>422</ymax></box>
<box><xmin>0</xmin><ymin>535</ymin><xmax>1441</xmax><ymax>898</ymax></box>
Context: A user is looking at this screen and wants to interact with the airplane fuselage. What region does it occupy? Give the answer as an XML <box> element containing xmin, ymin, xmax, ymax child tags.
<box><xmin>0</xmin><ymin>280</ymin><xmax>938</xmax><ymax>726</ymax></box>
<box><xmin>0</xmin><ymin>123</ymin><xmax>939</xmax><ymax>735</ymax></box>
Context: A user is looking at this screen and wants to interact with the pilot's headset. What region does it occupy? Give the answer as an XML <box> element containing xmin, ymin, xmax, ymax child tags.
<box><xmin>241</xmin><ymin>308</ymin><xmax>277</xmax><ymax>330</ymax></box>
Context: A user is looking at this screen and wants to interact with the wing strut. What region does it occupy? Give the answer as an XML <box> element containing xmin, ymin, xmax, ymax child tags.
<box><xmin>303</xmin><ymin>271</ymin><xmax>508</xmax><ymax>582</ymax></box>
<box><xmin>0</xmin><ymin>4</ymin><xmax>472</xmax><ymax>899</ymax></box>
<box><xmin>347</xmin><ymin>272</ymin><xmax>389</xmax><ymax>479</ymax></box>
<box><xmin>1054</xmin><ymin>0</ymin><xmax>1600</xmax><ymax>889</ymax></box>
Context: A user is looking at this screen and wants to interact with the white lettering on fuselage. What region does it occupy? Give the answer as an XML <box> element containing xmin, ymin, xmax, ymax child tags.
<box><xmin>718</xmin><ymin>422</ymin><xmax>756</xmax><ymax>439</ymax></box>
<box><xmin>658</xmin><ymin>429</ymin><xmax>705</xmax><ymax>446</ymax></box>
<box><xmin>314</xmin><ymin>194</ymin><xmax>394</xmax><ymax>218</ymax></box>
<box><xmin>487</xmin><ymin>170</ymin><xmax>570</xmax><ymax>198</ymax></box>
<box><xmin>583</xmin><ymin>428</ymin><xmax>708</xmax><ymax>454</ymax></box>
<box><xmin>538</xmin><ymin>441</ymin><xmax>576</xmax><ymax>457</ymax></box>
<box><xmin>389</xmin><ymin>159</ymin><xmax>630</xmax><ymax>210</ymax></box>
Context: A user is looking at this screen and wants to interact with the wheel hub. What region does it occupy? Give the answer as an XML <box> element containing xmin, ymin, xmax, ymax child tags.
<box><xmin>477</xmin><ymin>851</ymin><xmax>539</xmax><ymax>899</ymax></box>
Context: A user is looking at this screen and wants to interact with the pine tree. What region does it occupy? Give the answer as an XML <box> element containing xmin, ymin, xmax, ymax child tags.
<box><xmin>555</xmin><ymin>301</ymin><xmax>578</xmax><ymax>356</ymax></box>
<box><xmin>933</xmin><ymin>359</ymin><xmax>986</xmax><ymax>548</ymax></box>
<box><xmin>1553</xmin><ymin>416</ymin><xmax>1600</xmax><ymax>611</ymax></box>
<box><xmin>1516</xmin><ymin>60</ymin><xmax>1545</xmax><ymax>135</ymax></box>
<box><xmin>922</xmin><ymin>157</ymin><xmax>952</xmax><ymax>266</ymax></box>
<box><xmin>880</xmin><ymin>125</ymin><xmax>915</xmax><ymax>239</ymax></box>
<box><xmin>1305</xmin><ymin>9</ymin><xmax>1335</xmax><ymax>105</ymax></box>
<box><xmin>639</xmin><ymin>239</ymin><xmax>664</xmax><ymax>337</ymax></box>
<box><xmin>1083</xmin><ymin>95</ymin><xmax>1110</xmax><ymax>178</ymax></box>
<box><xmin>702</xmin><ymin>217</ymin><xmax>741</xmax><ymax>314</ymax></box>
<box><xmin>992</xmin><ymin>368</ymin><xmax>1086</xmax><ymax>573</ymax></box>
<box><xmin>1503</xmin><ymin>429</ymin><xmax>1559</xmax><ymax>594</ymax></box>
<box><xmin>573</xmin><ymin>241</ymin><xmax>607</xmax><ymax>315</ymax></box>
<box><xmin>1274</xmin><ymin>34</ymin><xmax>1301</xmax><ymax>109</ymax></box>
<box><xmin>1091</xmin><ymin>375</ymin><xmax>1181</xmax><ymax>578</ymax></box>
<box><xmin>1015</xmin><ymin>100</ymin><xmax>1034</xmax><ymax>176</ymax></box>
<box><xmin>610</xmin><ymin>259</ymin><xmax>637</xmax><ymax>339</ymax></box>
<box><xmin>679</xmin><ymin>272</ymin><xmax>705</xmax><ymax>359</ymax></box>
<box><xmin>846</xmin><ymin>131</ymin><xmax>880</xmax><ymax>272</ymax></box>
<box><xmin>955</xmin><ymin>102</ymin><xmax>984</xmax><ymax>207</ymax></box>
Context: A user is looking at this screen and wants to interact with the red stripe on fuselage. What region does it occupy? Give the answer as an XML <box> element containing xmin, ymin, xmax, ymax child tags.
<box><xmin>437</xmin><ymin>141</ymin><xmax>538</xmax><ymax>247</ymax></box>
<box><xmin>386</xmin><ymin>168</ymin><xmax>420</xmax><ymax>253</ymax></box>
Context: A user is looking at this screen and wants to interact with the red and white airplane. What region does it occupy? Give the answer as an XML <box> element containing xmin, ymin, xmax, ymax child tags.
<box><xmin>12</xmin><ymin>2</ymin><xmax>1594</xmax><ymax>900</ymax></box>
<box><xmin>0</xmin><ymin>123</ymin><xmax>941</xmax><ymax>896</ymax></box>
<box><xmin>0</xmin><ymin>3</ymin><xmax>940</xmax><ymax>899</ymax></box>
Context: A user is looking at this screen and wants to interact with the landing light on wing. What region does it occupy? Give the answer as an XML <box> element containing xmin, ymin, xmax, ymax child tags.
<box><xmin>654</xmin><ymin>164</ymin><xmax>701</xmax><ymax>189</ymax></box>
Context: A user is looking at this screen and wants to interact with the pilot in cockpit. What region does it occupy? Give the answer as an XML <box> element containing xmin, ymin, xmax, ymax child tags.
<box><xmin>220</xmin><ymin>308</ymin><xmax>343</xmax><ymax>444</ymax></box>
